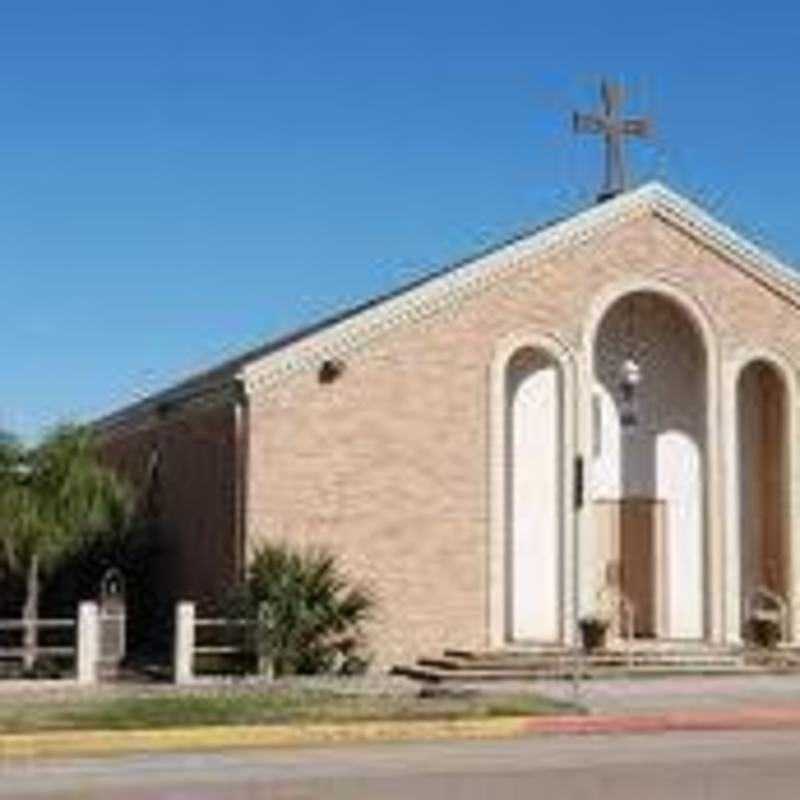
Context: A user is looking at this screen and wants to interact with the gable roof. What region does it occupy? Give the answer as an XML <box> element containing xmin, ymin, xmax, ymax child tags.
<box><xmin>96</xmin><ymin>181</ymin><xmax>800</xmax><ymax>434</ymax></box>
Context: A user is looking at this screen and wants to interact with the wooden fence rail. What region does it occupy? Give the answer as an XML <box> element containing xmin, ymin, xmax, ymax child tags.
<box><xmin>0</xmin><ymin>603</ymin><xmax>100</xmax><ymax>684</ymax></box>
<box><xmin>0</xmin><ymin>618</ymin><xmax>77</xmax><ymax>661</ymax></box>
<box><xmin>0</xmin><ymin>619</ymin><xmax>76</xmax><ymax>630</ymax></box>
<box><xmin>174</xmin><ymin>602</ymin><xmax>272</xmax><ymax>684</ymax></box>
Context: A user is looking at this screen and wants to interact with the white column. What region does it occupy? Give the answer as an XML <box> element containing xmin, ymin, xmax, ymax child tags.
<box><xmin>560</xmin><ymin>368</ymin><xmax>578</xmax><ymax>649</ymax></box>
<box><xmin>706</xmin><ymin>343</ymin><xmax>725</xmax><ymax>644</ymax></box>
<box><xmin>76</xmin><ymin>601</ymin><xmax>99</xmax><ymax>685</ymax></box>
<box><xmin>722</xmin><ymin>359</ymin><xmax>742</xmax><ymax>644</ymax></box>
<box><xmin>789</xmin><ymin>376</ymin><xmax>800</xmax><ymax>642</ymax></box>
<box><xmin>173</xmin><ymin>601</ymin><xmax>195</xmax><ymax>685</ymax></box>
<box><xmin>576</xmin><ymin>350</ymin><xmax>597</xmax><ymax>620</ymax></box>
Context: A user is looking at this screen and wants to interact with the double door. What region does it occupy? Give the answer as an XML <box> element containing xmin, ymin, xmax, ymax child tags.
<box><xmin>595</xmin><ymin>498</ymin><xmax>667</xmax><ymax>638</ymax></box>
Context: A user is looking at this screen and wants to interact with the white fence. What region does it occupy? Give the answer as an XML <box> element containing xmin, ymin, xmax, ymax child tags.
<box><xmin>174</xmin><ymin>601</ymin><xmax>272</xmax><ymax>684</ymax></box>
<box><xmin>0</xmin><ymin>618</ymin><xmax>75</xmax><ymax>660</ymax></box>
<box><xmin>0</xmin><ymin>602</ymin><xmax>104</xmax><ymax>684</ymax></box>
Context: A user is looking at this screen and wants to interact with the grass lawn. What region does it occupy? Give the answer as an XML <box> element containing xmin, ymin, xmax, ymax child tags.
<box><xmin>0</xmin><ymin>688</ymin><xmax>579</xmax><ymax>734</ymax></box>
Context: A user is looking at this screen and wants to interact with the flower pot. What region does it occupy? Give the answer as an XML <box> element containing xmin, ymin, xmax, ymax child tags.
<box><xmin>746</xmin><ymin>616</ymin><xmax>781</xmax><ymax>650</ymax></box>
<box><xmin>579</xmin><ymin>618</ymin><xmax>609</xmax><ymax>653</ymax></box>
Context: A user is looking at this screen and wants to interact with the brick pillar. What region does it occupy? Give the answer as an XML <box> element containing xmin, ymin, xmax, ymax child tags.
<box><xmin>173</xmin><ymin>601</ymin><xmax>195</xmax><ymax>684</ymax></box>
<box><xmin>77</xmin><ymin>601</ymin><xmax>99</xmax><ymax>685</ymax></box>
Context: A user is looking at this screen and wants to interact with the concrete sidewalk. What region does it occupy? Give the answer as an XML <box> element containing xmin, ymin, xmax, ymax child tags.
<box><xmin>534</xmin><ymin>673</ymin><xmax>800</xmax><ymax>714</ymax></box>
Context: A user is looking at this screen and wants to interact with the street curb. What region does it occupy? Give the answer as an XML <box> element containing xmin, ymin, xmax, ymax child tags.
<box><xmin>0</xmin><ymin>718</ymin><xmax>530</xmax><ymax>760</ymax></box>
<box><xmin>519</xmin><ymin>707</ymin><xmax>800</xmax><ymax>735</ymax></box>
<box><xmin>4</xmin><ymin>708</ymin><xmax>800</xmax><ymax>760</ymax></box>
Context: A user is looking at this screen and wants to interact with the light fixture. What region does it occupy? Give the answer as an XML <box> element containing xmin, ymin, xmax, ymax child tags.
<box><xmin>318</xmin><ymin>358</ymin><xmax>346</xmax><ymax>385</ymax></box>
<box><xmin>619</xmin><ymin>357</ymin><xmax>641</xmax><ymax>429</ymax></box>
<box><xmin>618</xmin><ymin>296</ymin><xmax>642</xmax><ymax>430</ymax></box>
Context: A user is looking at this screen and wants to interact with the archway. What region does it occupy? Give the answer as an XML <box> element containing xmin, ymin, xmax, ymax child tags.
<box><xmin>591</xmin><ymin>290</ymin><xmax>707</xmax><ymax>639</ymax></box>
<box><xmin>737</xmin><ymin>360</ymin><xmax>789</xmax><ymax>627</ymax></box>
<box><xmin>505</xmin><ymin>347</ymin><xmax>563</xmax><ymax>642</ymax></box>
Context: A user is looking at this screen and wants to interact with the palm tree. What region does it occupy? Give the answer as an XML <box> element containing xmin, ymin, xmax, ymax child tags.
<box><xmin>0</xmin><ymin>425</ymin><xmax>131</xmax><ymax>671</ymax></box>
<box><xmin>0</xmin><ymin>432</ymin><xmax>26</xmax><ymax>578</ymax></box>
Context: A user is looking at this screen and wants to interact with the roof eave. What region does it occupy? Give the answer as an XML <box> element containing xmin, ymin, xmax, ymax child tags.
<box><xmin>94</xmin><ymin>180</ymin><xmax>800</xmax><ymax>433</ymax></box>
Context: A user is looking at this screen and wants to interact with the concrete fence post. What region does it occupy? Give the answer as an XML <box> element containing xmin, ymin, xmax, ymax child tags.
<box><xmin>77</xmin><ymin>601</ymin><xmax>99</xmax><ymax>685</ymax></box>
<box><xmin>173</xmin><ymin>601</ymin><xmax>195</xmax><ymax>684</ymax></box>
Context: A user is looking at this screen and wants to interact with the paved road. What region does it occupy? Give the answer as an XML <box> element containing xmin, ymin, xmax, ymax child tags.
<box><xmin>3</xmin><ymin>729</ymin><xmax>800</xmax><ymax>799</ymax></box>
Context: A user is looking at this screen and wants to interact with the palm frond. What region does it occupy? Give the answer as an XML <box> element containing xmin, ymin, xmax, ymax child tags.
<box><xmin>239</xmin><ymin>540</ymin><xmax>375</xmax><ymax>676</ymax></box>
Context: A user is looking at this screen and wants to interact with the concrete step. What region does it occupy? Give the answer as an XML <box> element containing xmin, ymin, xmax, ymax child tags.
<box><xmin>392</xmin><ymin>641</ymin><xmax>772</xmax><ymax>683</ymax></box>
<box><xmin>444</xmin><ymin>647</ymin><xmax>567</xmax><ymax>659</ymax></box>
<box><xmin>746</xmin><ymin>651</ymin><xmax>800</xmax><ymax>667</ymax></box>
<box><xmin>392</xmin><ymin>662</ymin><xmax>783</xmax><ymax>684</ymax></box>
<box><xmin>419</xmin><ymin>655</ymin><xmax>743</xmax><ymax>671</ymax></box>
<box><xmin>445</xmin><ymin>644</ymin><xmax>741</xmax><ymax>660</ymax></box>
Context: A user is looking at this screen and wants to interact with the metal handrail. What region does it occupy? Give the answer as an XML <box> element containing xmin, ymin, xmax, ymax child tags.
<box><xmin>612</xmin><ymin>592</ymin><xmax>636</xmax><ymax>668</ymax></box>
<box><xmin>593</xmin><ymin>576</ymin><xmax>636</xmax><ymax>666</ymax></box>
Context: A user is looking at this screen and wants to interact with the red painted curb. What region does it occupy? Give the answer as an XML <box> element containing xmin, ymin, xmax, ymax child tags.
<box><xmin>519</xmin><ymin>707</ymin><xmax>800</xmax><ymax>736</ymax></box>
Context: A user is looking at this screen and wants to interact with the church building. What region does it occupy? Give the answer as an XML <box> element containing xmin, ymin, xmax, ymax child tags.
<box><xmin>96</xmin><ymin>82</ymin><xmax>800</xmax><ymax>666</ymax></box>
<box><xmin>98</xmin><ymin>178</ymin><xmax>800</xmax><ymax>666</ymax></box>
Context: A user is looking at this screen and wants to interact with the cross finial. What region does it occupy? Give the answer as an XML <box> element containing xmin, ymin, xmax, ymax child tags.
<box><xmin>573</xmin><ymin>79</ymin><xmax>651</xmax><ymax>203</ymax></box>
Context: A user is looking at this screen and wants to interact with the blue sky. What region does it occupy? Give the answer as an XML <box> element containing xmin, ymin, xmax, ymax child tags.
<box><xmin>3</xmin><ymin>1</ymin><xmax>800</xmax><ymax>439</ymax></box>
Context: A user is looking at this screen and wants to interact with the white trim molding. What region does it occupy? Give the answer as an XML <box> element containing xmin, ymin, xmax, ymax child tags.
<box><xmin>242</xmin><ymin>182</ymin><xmax>800</xmax><ymax>398</ymax></box>
<box><xmin>487</xmin><ymin>330</ymin><xmax>578</xmax><ymax>649</ymax></box>
<box><xmin>98</xmin><ymin>182</ymin><xmax>800</xmax><ymax>435</ymax></box>
<box><xmin>723</xmin><ymin>345</ymin><xmax>800</xmax><ymax>643</ymax></box>
<box><xmin>580</xmin><ymin>277</ymin><xmax>723</xmax><ymax>641</ymax></box>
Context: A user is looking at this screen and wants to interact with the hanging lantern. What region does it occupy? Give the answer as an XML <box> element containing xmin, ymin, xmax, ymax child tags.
<box><xmin>618</xmin><ymin>294</ymin><xmax>642</xmax><ymax>430</ymax></box>
<box><xmin>619</xmin><ymin>357</ymin><xmax>641</xmax><ymax>429</ymax></box>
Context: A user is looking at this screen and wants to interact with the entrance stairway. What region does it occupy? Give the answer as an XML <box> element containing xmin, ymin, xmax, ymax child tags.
<box><xmin>392</xmin><ymin>641</ymin><xmax>800</xmax><ymax>683</ymax></box>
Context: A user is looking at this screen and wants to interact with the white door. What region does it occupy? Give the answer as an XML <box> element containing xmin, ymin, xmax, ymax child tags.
<box><xmin>509</xmin><ymin>360</ymin><xmax>561</xmax><ymax>641</ymax></box>
<box><xmin>657</xmin><ymin>431</ymin><xmax>704</xmax><ymax>638</ymax></box>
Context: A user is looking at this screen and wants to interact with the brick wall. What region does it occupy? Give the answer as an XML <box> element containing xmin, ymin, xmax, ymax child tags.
<box><xmin>101</xmin><ymin>402</ymin><xmax>240</xmax><ymax>609</ymax></box>
<box><xmin>245</xmin><ymin>209</ymin><xmax>800</xmax><ymax>665</ymax></box>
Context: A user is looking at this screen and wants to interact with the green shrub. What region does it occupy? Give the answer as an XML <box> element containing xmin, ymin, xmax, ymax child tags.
<box><xmin>230</xmin><ymin>541</ymin><xmax>375</xmax><ymax>677</ymax></box>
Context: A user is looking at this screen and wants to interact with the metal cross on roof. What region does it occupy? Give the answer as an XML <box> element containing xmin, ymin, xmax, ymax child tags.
<box><xmin>573</xmin><ymin>79</ymin><xmax>651</xmax><ymax>202</ymax></box>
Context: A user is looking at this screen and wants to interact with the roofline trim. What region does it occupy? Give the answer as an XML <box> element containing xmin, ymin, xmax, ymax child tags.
<box><xmin>241</xmin><ymin>181</ymin><xmax>800</xmax><ymax>393</ymax></box>
<box><xmin>97</xmin><ymin>180</ymin><xmax>800</xmax><ymax>431</ymax></box>
<box><xmin>241</xmin><ymin>182</ymin><xmax>661</xmax><ymax>392</ymax></box>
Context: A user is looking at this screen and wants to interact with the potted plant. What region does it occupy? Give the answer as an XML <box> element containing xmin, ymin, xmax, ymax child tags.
<box><xmin>579</xmin><ymin>615</ymin><xmax>610</xmax><ymax>653</ymax></box>
<box><xmin>745</xmin><ymin>615</ymin><xmax>782</xmax><ymax>650</ymax></box>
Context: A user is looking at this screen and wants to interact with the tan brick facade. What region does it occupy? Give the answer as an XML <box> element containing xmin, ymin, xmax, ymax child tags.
<box><xmin>99</xmin><ymin>184</ymin><xmax>800</xmax><ymax>666</ymax></box>
<box><xmin>245</xmin><ymin>207</ymin><xmax>800</xmax><ymax>665</ymax></box>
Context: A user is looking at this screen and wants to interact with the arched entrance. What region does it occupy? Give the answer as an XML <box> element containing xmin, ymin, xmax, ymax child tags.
<box><xmin>591</xmin><ymin>290</ymin><xmax>707</xmax><ymax>639</ymax></box>
<box><xmin>737</xmin><ymin>360</ymin><xmax>790</xmax><ymax>627</ymax></box>
<box><xmin>505</xmin><ymin>347</ymin><xmax>564</xmax><ymax>642</ymax></box>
